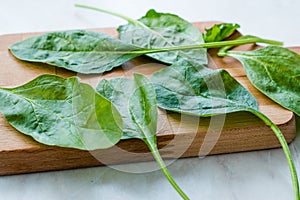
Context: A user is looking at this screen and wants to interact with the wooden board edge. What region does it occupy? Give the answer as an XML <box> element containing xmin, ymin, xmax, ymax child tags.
<box><xmin>0</xmin><ymin>112</ymin><xmax>295</xmax><ymax>176</ymax></box>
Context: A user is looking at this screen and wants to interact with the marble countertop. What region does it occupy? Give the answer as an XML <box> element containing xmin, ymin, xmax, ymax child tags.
<box><xmin>0</xmin><ymin>0</ymin><xmax>299</xmax><ymax>199</ymax></box>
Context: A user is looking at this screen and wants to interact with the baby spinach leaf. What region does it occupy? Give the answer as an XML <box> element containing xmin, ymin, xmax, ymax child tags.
<box><xmin>223</xmin><ymin>46</ymin><xmax>300</xmax><ymax>116</ymax></box>
<box><xmin>97</xmin><ymin>74</ymin><xmax>158</xmax><ymax>142</ymax></box>
<box><xmin>97</xmin><ymin>74</ymin><xmax>189</xmax><ymax>199</ymax></box>
<box><xmin>117</xmin><ymin>9</ymin><xmax>208</xmax><ymax>65</ymax></box>
<box><xmin>203</xmin><ymin>23</ymin><xmax>240</xmax><ymax>43</ymax></box>
<box><xmin>151</xmin><ymin>61</ymin><xmax>300</xmax><ymax>198</ymax></box>
<box><xmin>151</xmin><ymin>61</ymin><xmax>259</xmax><ymax>116</ymax></box>
<box><xmin>97</xmin><ymin>77</ymin><xmax>151</xmax><ymax>140</ymax></box>
<box><xmin>97</xmin><ymin>74</ymin><xmax>158</xmax><ymax>141</ymax></box>
<box><xmin>9</xmin><ymin>30</ymin><xmax>144</xmax><ymax>74</ymax></box>
<box><xmin>128</xmin><ymin>74</ymin><xmax>158</xmax><ymax>144</ymax></box>
<box><xmin>0</xmin><ymin>74</ymin><xmax>123</xmax><ymax>150</ymax></box>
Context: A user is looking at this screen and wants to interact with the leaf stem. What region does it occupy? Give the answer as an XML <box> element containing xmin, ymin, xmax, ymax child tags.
<box><xmin>75</xmin><ymin>4</ymin><xmax>147</xmax><ymax>28</ymax></box>
<box><xmin>250</xmin><ymin>109</ymin><xmax>300</xmax><ymax>200</ymax></box>
<box><xmin>146</xmin><ymin>141</ymin><xmax>190</xmax><ymax>200</ymax></box>
<box><xmin>138</xmin><ymin>37</ymin><xmax>282</xmax><ymax>54</ymax></box>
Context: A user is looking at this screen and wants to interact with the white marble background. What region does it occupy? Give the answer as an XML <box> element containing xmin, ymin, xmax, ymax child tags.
<box><xmin>0</xmin><ymin>0</ymin><xmax>300</xmax><ymax>199</ymax></box>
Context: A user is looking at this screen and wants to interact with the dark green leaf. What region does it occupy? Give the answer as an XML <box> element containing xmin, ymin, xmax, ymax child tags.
<box><xmin>204</xmin><ymin>23</ymin><xmax>240</xmax><ymax>43</ymax></box>
<box><xmin>9</xmin><ymin>30</ymin><xmax>143</xmax><ymax>74</ymax></box>
<box><xmin>129</xmin><ymin>74</ymin><xmax>158</xmax><ymax>144</ymax></box>
<box><xmin>0</xmin><ymin>74</ymin><xmax>123</xmax><ymax>150</ymax></box>
<box><xmin>151</xmin><ymin>61</ymin><xmax>259</xmax><ymax>116</ymax></box>
<box><xmin>96</xmin><ymin>73</ymin><xmax>157</xmax><ymax>141</ymax></box>
<box><xmin>224</xmin><ymin>46</ymin><xmax>300</xmax><ymax>116</ymax></box>
<box><xmin>97</xmin><ymin>77</ymin><xmax>141</xmax><ymax>139</ymax></box>
<box><xmin>118</xmin><ymin>9</ymin><xmax>207</xmax><ymax>65</ymax></box>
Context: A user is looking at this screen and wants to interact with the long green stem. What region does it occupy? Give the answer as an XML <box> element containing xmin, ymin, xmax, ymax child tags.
<box><xmin>134</xmin><ymin>37</ymin><xmax>282</xmax><ymax>55</ymax></box>
<box><xmin>75</xmin><ymin>4</ymin><xmax>147</xmax><ymax>28</ymax></box>
<box><xmin>250</xmin><ymin>109</ymin><xmax>300</xmax><ymax>200</ymax></box>
<box><xmin>146</xmin><ymin>141</ymin><xmax>189</xmax><ymax>200</ymax></box>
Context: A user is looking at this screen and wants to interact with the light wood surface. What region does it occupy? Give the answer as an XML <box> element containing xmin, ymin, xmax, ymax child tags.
<box><xmin>0</xmin><ymin>22</ymin><xmax>296</xmax><ymax>175</ymax></box>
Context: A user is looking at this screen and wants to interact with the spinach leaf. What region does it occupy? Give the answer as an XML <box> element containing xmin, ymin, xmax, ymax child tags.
<box><xmin>97</xmin><ymin>77</ymin><xmax>151</xmax><ymax>140</ymax></box>
<box><xmin>203</xmin><ymin>23</ymin><xmax>240</xmax><ymax>43</ymax></box>
<box><xmin>9</xmin><ymin>30</ymin><xmax>143</xmax><ymax>74</ymax></box>
<box><xmin>128</xmin><ymin>74</ymin><xmax>158</xmax><ymax>143</ymax></box>
<box><xmin>151</xmin><ymin>61</ymin><xmax>299</xmax><ymax>198</ymax></box>
<box><xmin>97</xmin><ymin>74</ymin><xmax>158</xmax><ymax>141</ymax></box>
<box><xmin>223</xmin><ymin>46</ymin><xmax>300</xmax><ymax>116</ymax></box>
<box><xmin>97</xmin><ymin>74</ymin><xmax>189</xmax><ymax>199</ymax></box>
<box><xmin>0</xmin><ymin>74</ymin><xmax>123</xmax><ymax>150</ymax></box>
<box><xmin>116</xmin><ymin>9</ymin><xmax>208</xmax><ymax>65</ymax></box>
<box><xmin>151</xmin><ymin>61</ymin><xmax>259</xmax><ymax>116</ymax></box>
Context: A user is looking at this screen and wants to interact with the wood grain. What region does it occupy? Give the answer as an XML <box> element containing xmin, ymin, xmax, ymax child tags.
<box><xmin>0</xmin><ymin>22</ymin><xmax>297</xmax><ymax>175</ymax></box>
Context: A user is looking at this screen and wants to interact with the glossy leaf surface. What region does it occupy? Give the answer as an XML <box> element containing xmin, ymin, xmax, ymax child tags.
<box><xmin>151</xmin><ymin>61</ymin><xmax>259</xmax><ymax>116</ymax></box>
<box><xmin>118</xmin><ymin>9</ymin><xmax>207</xmax><ymax>65</ymax></box>
<box><xmin>0</xmin><ymin>75</ymin><xmax>123</xmax><ymax>150</ymax></box>
<box><xmin>225</xmin><ymin>46</ymin><xmax>300</xmax><ymax>116</ymax></box>
<box><xmin>9</xmin><ymin>30</ymin><xmax>143</xmax><ymax>74</ymax></box>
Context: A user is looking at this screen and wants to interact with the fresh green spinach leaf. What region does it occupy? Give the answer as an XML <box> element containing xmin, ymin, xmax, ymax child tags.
<box><xmin>203</xmin><ymin>23</ymin><xmax>240</xmax><ymax>43</ymax></box>
<box><xmin>222</xmin><ymin>46</ymin><xmax>300</xmax><ymax>116</ymax></box>
<box><xmin>97</xmin><ymin>74</ymin><xmax>189</xmax><ymax>199</ymax></box>
<box><xmin>151</xmin><ymin>61</ymin><xmax>259</xmax><ymax>116</ymax></box>
<box><xmin>97</xmin><ymin>77</ymin><xmax>151</xmax><ymax>140</ymax></box>
<box><xmin>118</xmin><ymin>9</ymin><xmax>207</xmax><ymax>65</ymax></box>
<box><xmin>151</xmin><ymin>61</ymin><xmax>299</xmax><ymax>199</ymax></box>
<box><xmin>9</xmin><ymin>30</ymin><xmax>144</xmax><ymax>74</ymax></box>
<box><xmin>0</xmin><ymin>74</ymin><xmax>123</xmax><ymax>150</ymax></box>
<box><xmin>75</xmin><ymin>5</ymin><xmax>207</xmax><ymax>66</ymax></box>
<box><xmin>127</xmin><ymin>74</ymin><xmax>158</xmax><ymax>144</ymax></box>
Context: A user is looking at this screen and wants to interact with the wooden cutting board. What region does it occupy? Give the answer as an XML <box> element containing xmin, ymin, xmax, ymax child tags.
<box><xmin>0</xmin><ymin>22</ymin><xmax>297</xmax><ymax>175</ymax></box>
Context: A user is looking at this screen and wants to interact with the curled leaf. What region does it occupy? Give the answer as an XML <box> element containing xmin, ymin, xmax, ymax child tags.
<box><xmin>204</xmin><ymin>23</ymin><xmax>240</xmax><ymax>43</ymax></box>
